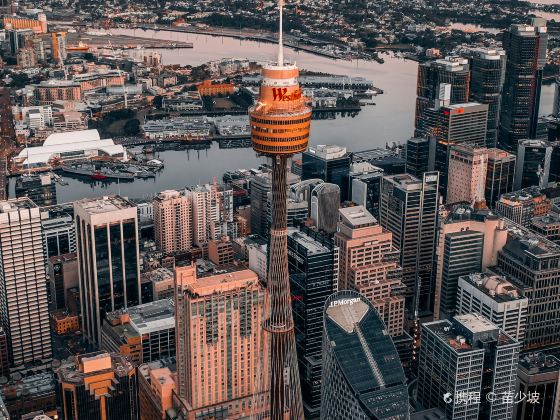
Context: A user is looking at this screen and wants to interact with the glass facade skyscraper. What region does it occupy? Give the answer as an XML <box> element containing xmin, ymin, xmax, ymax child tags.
<box><xmin>302</xmin><ymin>145</ymin><xmax>351</xmax><ymax>201</ymax></box>
<box><xmin>499</xmin><ymin>18</ymin><xmax>548</xmax><ymax>151</ymax></box>
<box><xmin>320</xmin><ymin>290</ymin><xmax>409</xmax><ymax>420</ymax></box>
<box><xmin>288</xmin><ymin>225</ymin><xmax>338</xmax><ymax>419</ymax></box>
<box><xmin>465</xmin><ymin>47</ymin><xmax>506</xmax><ymax>147</ymax></box>
<box><xmin>74</xmin><ymin>196</ymin><xmax>141</xmax><ymax>346</ymax></box>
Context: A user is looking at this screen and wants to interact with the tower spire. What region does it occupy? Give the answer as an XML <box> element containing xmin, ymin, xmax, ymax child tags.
<box><xmin>277</xmin><ymin>0</ymin><xmax>284</xmax><ymax>66</ymax></box>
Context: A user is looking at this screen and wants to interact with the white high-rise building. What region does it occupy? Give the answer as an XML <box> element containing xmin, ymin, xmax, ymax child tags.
<box><xmin>0</xmin><ymin>198</ymin><xmax>52</xmax><ymax>367</ymax></box>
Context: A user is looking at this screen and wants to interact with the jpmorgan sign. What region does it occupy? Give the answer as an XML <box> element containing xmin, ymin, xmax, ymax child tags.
<box><xmin>329</xmin><ymin>297</ymin><xmax>361</xmax><ymax>308</ymax></box>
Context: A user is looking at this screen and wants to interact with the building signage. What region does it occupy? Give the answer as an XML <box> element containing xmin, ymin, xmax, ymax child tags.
<box><xmin>329</xmin><ymin>297</ymin><xmax>361</xmax><ymax>308</ymax></box>
<box><xmin>272</xmin><ymin>87</ymin><xmax>302</xmax><ymax>102</ymax></box>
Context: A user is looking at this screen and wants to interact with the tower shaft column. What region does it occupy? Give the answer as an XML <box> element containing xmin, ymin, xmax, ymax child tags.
<box><xmin>264</xmin><ymin>155</ymin><xmax>304</xmax><ymax>420</ymax></box>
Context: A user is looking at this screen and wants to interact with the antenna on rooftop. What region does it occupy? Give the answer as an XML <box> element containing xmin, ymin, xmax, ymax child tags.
<box><xmin>277</xmin><ymin>0</ymin><xmax>284</xmax><ymax>66</ymax></box>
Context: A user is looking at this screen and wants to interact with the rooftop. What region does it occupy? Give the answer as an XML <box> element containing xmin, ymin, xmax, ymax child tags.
<box><xmin>74</xmin><ymin>195</ymin><xmax>136</xmax><ymax>214</ymax></box>
<box><xmin>307</xmin><ymin>144</ymin><xmax>348</xmax><ymax>160</ymax></box>
<box><xmin>0</xmin><ymin>197</ymin><xmax>37</xmax><ymax>213</ymax></box>
<box><xmin>424</xmin><ymin>314</ymin><xmax>517</xmax><ymax>353</ymax></box>
<box><xmin>338</xmin><ymin>206</ymin><xmax>377</xmax><ymax>228</ymax></box>
<box><xmin>459</xmin><ymin>272</ymin><xmax>526</xmax><ymax>303</ymax></box>
<box><xmin>128</xmin><ymin>299</ymin><xmax>175</xmax><ymax>335</ymax></box>
<box><xmin>0</xmin><ymin>372</ymin><xmax>56</xmax><ymax>402</ymax></box>
<box><xmin>444</xmin><ymin>203</ymin><xmax>501</xmax><ymax>224</ymax></box>
<box><xmin>455</xmin><ymin>313</ymin><xmax>498</xmax><ymax>334</ymax></box>
<box><xmin>518</xmin><ymin>352</ymin><xmax>560</xmax><ymax>375</ymax></box>
<box><xmin>288</xmin><ymin>227</ymin><xmax>331</xmax><ymax>255</ymax></box>
<box><xmin>58</xmin><ymin>352</ymin><xmax>134</xmax><ymax>384</ymax></box>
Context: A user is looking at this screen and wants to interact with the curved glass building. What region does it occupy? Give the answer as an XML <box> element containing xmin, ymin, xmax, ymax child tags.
<box><xmin>320</xmin><ymin>290</ymin><xmax>410</xmax><ymax>420</ymax></box>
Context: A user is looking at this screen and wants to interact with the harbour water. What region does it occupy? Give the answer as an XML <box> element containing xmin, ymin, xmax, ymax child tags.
<box><xmin>10</xmin><ymin>29</ymin><xmax>557</xmax><ymax>202</ymax></box>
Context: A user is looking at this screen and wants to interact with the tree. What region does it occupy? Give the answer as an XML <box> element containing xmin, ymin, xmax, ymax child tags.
<box><xmin>123</xmin><ymin>118</ymin><xmax>140</xmax><ymax>136</ymax></box>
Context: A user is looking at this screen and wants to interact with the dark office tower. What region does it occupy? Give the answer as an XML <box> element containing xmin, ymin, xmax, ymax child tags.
<box><xmin>406</xmin><ymin>137</ymin><xmax>435</xmax><ymax>177</ymax></box>
<box><xmin>424</xmin><ymin>102</ymin><xmax>488</xmax><ymax>192</ymax></box>
<box><xmin>74</xmin><ymin>196</ymin><xmax>141</xmax><ymax>346</ymax></box>
<box><xmin>465</xmin><ymin>47</ymin><xmax>506</xmax><ymax>147</ymax></box>
<box><xmin>0</xmin><ymin>328</ymin><xmax>8</xmax><ymax>378</ymax></box>
<box><xmin>554</xmin><ymin>76</ymin><xmax>560</xmax><ymax>117</ymax></box>
<box><xmin>500</xmin><ymin>18</ymin><xmax>548</xmax><ymax>151</ymax></box>
<box><xmin>320</xmin><ymin>290</ymin><xmax>409</xmax><ymax>420</ymax></box>
<box><xmin>288</xmin><ymin>226</ymin><xmax>338</xmax><ymax>419</ymax></box>
<box><xmin>14</xmin><ymin>173</ymin><xmax>56</xmax><ymax>206</ymax></box>
<box><xmin>302</xmin><ymin>145</ymin><xmax>351</xmax><ymax>201</ymax></box>
<box><xmin>551</xmin><ymin>142</ymin><xmax>560</xmax><ymax>183</ymax></box>
<box><xmin>41</xmin><ymin>203</ymin><xmax>76</xmax><ymax>259</ymax></box>
<box><xmin>494</xmin><ymin>227</ymin><xmax>560</xmax><ymax>349</ymax></box>
<box><xmin>380</xmin><ymin>172</ymin><xmax>439</xmax><ymax>316</ymax></box>
<box><xmin>310</xmin><ymin>183</ymin><xmax>340</xmax><ymax>235</ymax></box>
<box><xmin>515</xmin><ymin>352</ymin><xmax>560</xmax><ymax>420</ymax></box>
<box><xmin>349</xmin><ymin>165</ymin><xmax>384</xmax><ymax>220</ymax></box>
<box><xmin>485</xmin><ymin>148</ymin><xmax>516</xmax><ymax>208</ymax></box>
<box><xmin>57</xmin><ymin>351</ymin><xmax>139</xmax><ymax>420</ymax></box>
<box><xmin>514</xmin><ymin>139</ymin><xmax>552</xmax><ymax>190</ymax></box>
<box><xmin>418</xmin><ymin>314</ymin><xmax>520</xmax><ymax>420</ymax></box>
<box><xmin>415</xmin><ymin>56</ymin><xmax>470</xmax><ymax>136</ymax></box>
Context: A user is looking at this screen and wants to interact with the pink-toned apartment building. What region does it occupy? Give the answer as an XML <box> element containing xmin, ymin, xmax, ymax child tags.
<box><xmin>153</xmin><ymin>190</ymin><xmax>192</xmax><ymax>253</ymax></box>
<box><xmin>446</xmin><ymin>144</ymin><xmax>488</xmax><ymax>205</ymax></box>
<box><xmin>174</xmin><ymin>264</ymin><xmax>268</xmax><ymax>419</ymax></box>
<box><xmin>334</xmin><ymin>206</ymin><xmax>405</xmax><ymax>336</ymax></box>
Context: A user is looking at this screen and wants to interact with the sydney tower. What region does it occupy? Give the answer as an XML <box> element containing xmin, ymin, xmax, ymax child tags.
<box><xmin>249</xmin><ymin>0</ymin><xmax>310</xmax><ymax>418</ymax></box>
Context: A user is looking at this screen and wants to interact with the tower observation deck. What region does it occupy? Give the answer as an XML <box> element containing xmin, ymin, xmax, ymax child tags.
<box><xmin>249</xmin><ymin>1</ymin><xmax>308</xmax><ymax>419</ymax></box>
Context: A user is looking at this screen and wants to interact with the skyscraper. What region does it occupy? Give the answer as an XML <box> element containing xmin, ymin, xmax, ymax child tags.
<box><xmin>405</xmin><ymin>137</ymin><xmax>435</xmax><ymax>178</ymax></box>
<box><xmin>495</xmin><ymin>187</ymin><xmax>552</xmax><ymax>227</ymax></box>
<box><xmin>485</xmin><ymin>148</ymin><xmax>516</xmax><ymax>208</ymax></box>
<box><xmin>349</xmin><ymin>164</ymin><xmax>384</xmax><ymax>219</ymax></box>
<box><xmin>446</xmin><ymin>144</ymin><xmax>488</xmax><ymax>205</ymax></box>
<box><xmin>251</xmin><ymin>171</ymin><xmax>300</xmax><ymax>238</ymax></box>
<box><xmin>423</xmin><ymin>102</ymin><xmax>488</xmax><ymax>192</ymax></box>
<box><xmin>433</xmin><ymin>204</ymin><xmax>507</xmax><ymax>320</ymax></box>
<box><xmin>153</xmin><ymin>190</ymin><xmax>192</xmax><ymax>253</ymax></box>
<box><xmin>334</xmin><ymin>206</ymin><xmax>403</xmax><ymax>327</ymax></box>
<box><xmin>465</xmin><ymin>47</ymin><xmax>506</xmax><ymax>147</ymax></box>
<box><xmin>499</xmin><ymin>18</ymin><xmax>548</xmax><ymax>151</ymax></box>
<box><xmin>74</xmin><ymin>195</ymin><xmax>141</xmax><ymax>346</ymax></box>
<box><xmin>302</xmin><ymin>145</ymin><xmax>351</xmax><ymax>201</ymax></box>
<box><xmin>417</xmin><ymin>314</ymin><xmax>520</xmax><ymax>420</ymax></box>
<box><xmin>415</xmin><ymin>56</ymin><xmax>470</xmax><ymax>136</ymax></box>
<box><xmin>186</xmin><ymin>183</ymin><xmax>234</xmax><ymax>247</ymax></box>
<box><xmin>310</xmin><ymin>183</ymin><xmax>340</xmax><ymax>234</ymax></box>
<box><xmin>494</xmin><ymin>227</ymin><xmax>560</xmax><ymax>349</ymax></box>
<box><xmin>174</xmin><ymin>264</ymin><xmax>267</xmax><ymax>418</ymax></box>
<box><xmin>249</xmin><ymin>1</ymin><xmax>310</xmax><ymax>415</ymax></box>
<box><xmin>0</xmin><ymin>198</ymin><xmax>52</xmax><ymax>367</ymax></box>
<box><xmin>515</xmin><ymin>352</ymin><xmax>560</xmax><ymax>420</ymax></box>
<box><xmin>287</xmin><ymin>225</ymin><xmax>338</xmax><ymax>418</ymax></box>
<box><xmin>514</xmin><ymin>139</ymin><xmax>552</xmax><ymax>190</ymax></box>
<box><xmin>380</xmin><ymin>173</ymin><xmax>439</xmax><ymax>316</ymax></box>
<box><xmin>320</xmin><ymin>290</ymin><xmax>409</xmax><ymax>420</ymax></box>
<box><xmin>456</xmin><ymin>272</ymin><xmax>528</xmax><ymax>342</ymax></box>
<box><xmin>14</xmin><ymin>173</ymin><xmax>56</xmax><ymax>206</ymax></box>
<box><xmin>57</xmin><ymin>351</ymin><xmax>138</xmax><ymax>420</ymax></box>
